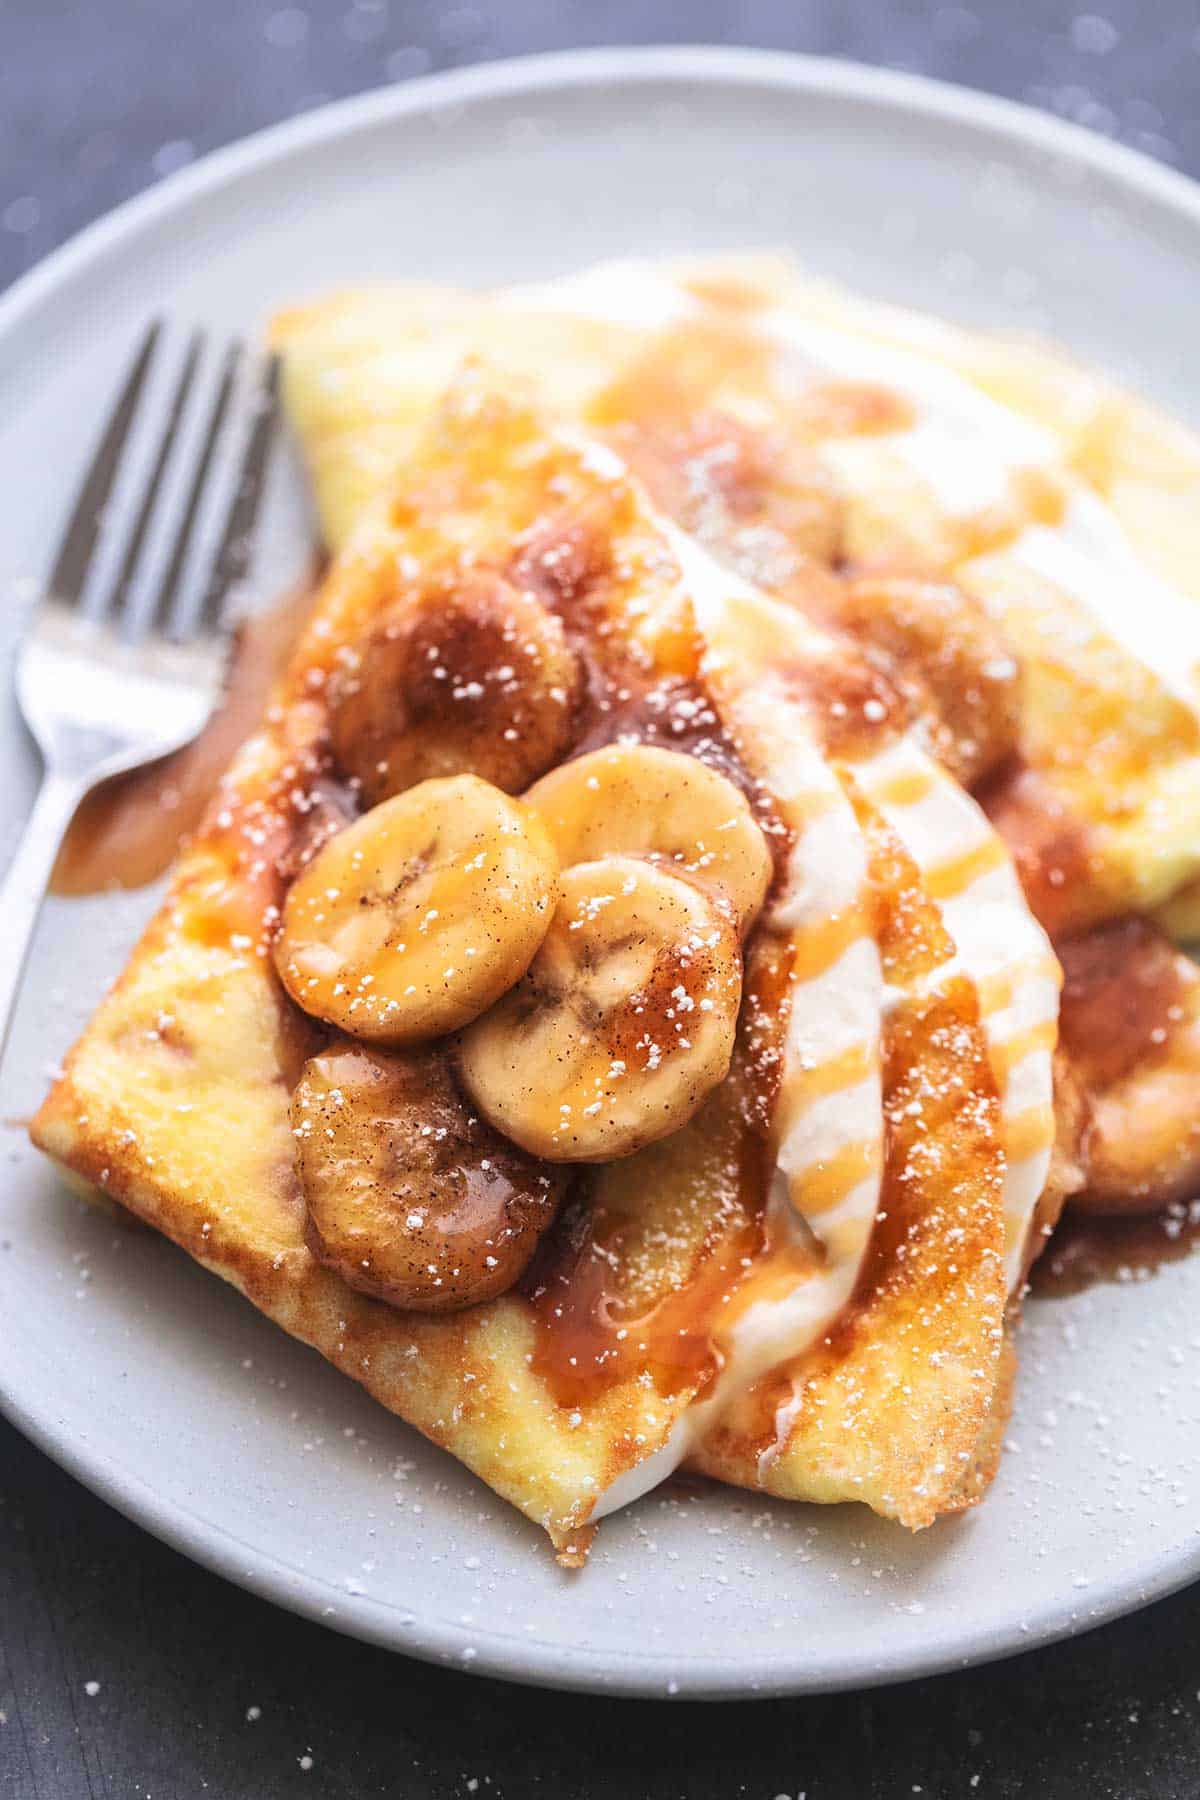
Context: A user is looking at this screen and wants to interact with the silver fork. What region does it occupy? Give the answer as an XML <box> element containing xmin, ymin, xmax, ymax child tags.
<box><xmin>0</xmin><ymin>323</ymin><xmax>280</xmax><ymax>1061</ymax></box>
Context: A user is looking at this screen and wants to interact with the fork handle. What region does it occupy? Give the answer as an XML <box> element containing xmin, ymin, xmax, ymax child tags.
<box><xmin>0</xmin><ymin>770</ymin><xmax>90</xmax><ymax>1067</ymax></box>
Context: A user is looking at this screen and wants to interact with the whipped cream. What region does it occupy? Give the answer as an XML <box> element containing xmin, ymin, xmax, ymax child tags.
<box><xmin>855</xmin><ymin>736</ymin><xmax>1058</xmax><ymax>1287</ymax></box>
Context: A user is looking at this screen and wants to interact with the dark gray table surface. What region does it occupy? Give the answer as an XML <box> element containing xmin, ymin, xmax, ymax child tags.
<box><xmin>4</xmin><ymin>3</ymin><xmax>1200</xmax><ymax>1796</ymax></box>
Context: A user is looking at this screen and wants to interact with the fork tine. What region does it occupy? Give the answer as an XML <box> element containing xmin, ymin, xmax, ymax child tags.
<box><xmin>196</xmin><ymin>353</ymin><xmax>281</xmax><ymax>631</ymax></box>
<box><xmin>46</xmin><ymin>319</ymin><xmax>162</xmax><ymax>605</ymax></box>
<box><xmin>106</xmin><ymin>330</ymin><xmax>204</xmax><ymax>633</ymax></box>
<box><xmin>150</xmin><ymin>340</ymin><xmax>241</xmax><ymax>637</ymax></box>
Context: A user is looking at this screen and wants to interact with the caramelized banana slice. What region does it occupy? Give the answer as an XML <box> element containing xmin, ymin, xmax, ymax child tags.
<box><xmin>329</xmin><ymin>570</ymin><xmax>581</xmax><ymax>803</ymax></box>
<box><xmin>459</xmin><ymin>856</ymin><xmax>741</xmax><ymax>1161</ymax></box>
<box><xmin>275</xmin><ymin>774</ymin><xmax>558</xmax><ymax>1042</ymax></box>
<box><xmin>294</xmin><ymin>1043</ymin><xmax>565</xmax><ymax>1311</ymax></box>
<box><xmin>524</xmin><ymin>743</ymin><xmax>771</xmax><ymax>932</ymax></box>
<box><xmin>814</xmin><ymin>572</ymin><xmax>1021</xmax><ymax>789</ymax></box>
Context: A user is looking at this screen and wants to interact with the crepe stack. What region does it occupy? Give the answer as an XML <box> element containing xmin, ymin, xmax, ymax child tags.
<box><xmin>32</xmin><ymin>258</ymin><xmax>1200</xmax><ymax>1556</ymax></box>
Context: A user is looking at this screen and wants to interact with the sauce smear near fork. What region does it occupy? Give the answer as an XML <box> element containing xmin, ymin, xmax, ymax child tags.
<box><xmin>50</xmin><ymin>573</ymin><xmax>318</xmax><ymax>895</ymax></box>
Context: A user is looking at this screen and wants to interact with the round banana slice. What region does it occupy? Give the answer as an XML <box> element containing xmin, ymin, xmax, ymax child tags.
<box><xmin>329</xmin><ymin>571</ymin><xmax>581</xmax><ymax>804</ymax></box>
<box><xmin>275</xmin><ymin>774</ymin><xmax>559</xmax><ymax>1043</ymax></box>
<box><xmin>294</xmin><ymin>1042</ymin><xmax>566</xmax><ymax>1312</ymax></box>
<box><xmin>458</xmin><ymin>856</ymin><xmax>742</xmax><ymax>1161</ymax></box>
<box><xmin>524</xmin><ymin>743</ymin><xmax>771</xmax><ymax>932</ymax></box>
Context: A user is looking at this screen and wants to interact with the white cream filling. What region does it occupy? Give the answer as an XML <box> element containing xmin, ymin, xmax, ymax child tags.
<box><xmin>663</xmin><ymin>525</ymin><xmax>884</xmax><ymax>1261</ymax></box>
<box><xmin>505</xmin><ymin>263</ymin><xmax>687</xmax><ymax>332</ymax></box>
<box><xmin>856</xmin><ymin>737</ymin><xmax>1058</xmax><ymax>1291</ymax></box>
<box><xmin>776</xmin><ymin>1071</ymin><xmax>879</xmax><ymax>1184</ymax></box>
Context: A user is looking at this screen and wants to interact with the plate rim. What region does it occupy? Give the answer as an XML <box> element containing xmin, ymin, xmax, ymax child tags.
<box><xmin>6</xmin><ymin>42</ymin><xmax>1200</xmax><ymax>344</ymax></box>
<box><xmin>5</xmin><ymin>43</ymin><xmax>1200</xmax><ymax>1700</ymax></box>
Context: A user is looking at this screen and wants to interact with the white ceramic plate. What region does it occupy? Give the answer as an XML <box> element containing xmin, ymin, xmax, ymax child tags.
<box><xmin>4</xmin><ymin>48</ymin><xmax>1200</xmax><ymax>1700</ymax></box>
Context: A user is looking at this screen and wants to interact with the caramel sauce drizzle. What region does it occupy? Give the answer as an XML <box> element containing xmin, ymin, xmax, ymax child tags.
<box><xmin>923</xmin><ymin>834</ymin><xmax>1008</xmax><ymax>903</ymax></box>
<box><xmin>785</xmin><ymin>906</ymin><xmax>870</xmax><ymax>983</ymax></box>
<box><xmin>785</xmin><ymin>1040</ymin><xmax>876</xmax><ymax>1109</ymax></box>
<box><xmin>867</xmin><ymin>763</ymin><xmax>936</xmax><ymax>810</ymax></box>
<box><xmin>523</xmin><ymin>1182</ymin><xmax>763</xmax><ymax>1414</ymax></box>
<box><xmin>989</xmin><ymin>1018</ymin><xmax>1059</xmax><ymax>1084</ymax></box>
<box><xmin>796</xmin><ymin>1140</ymin><xmax>883</xmax><ymax>1217</ymax></box>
